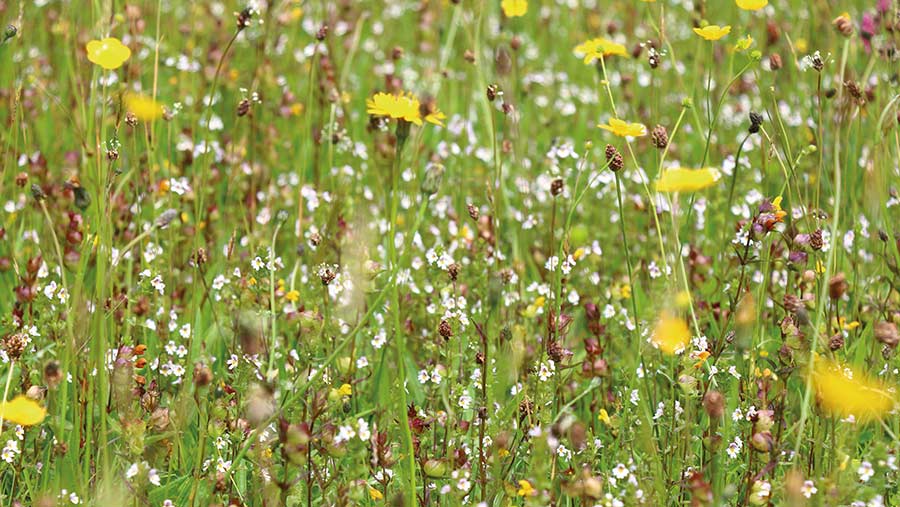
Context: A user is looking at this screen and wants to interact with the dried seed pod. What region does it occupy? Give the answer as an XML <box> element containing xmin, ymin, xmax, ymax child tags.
<box><xmin>828</xmin><ymin>273</ymin><xmax>848</xmax><ymax>300</ymax></box>
<box><xmin>874</xmin><ymin>322</ymin><xmax>899</xmax><ymax>348</ymax></box>
<box><xmin>703</xmin><ymin>390</ymin><xmax>725</xmax><ymax>419</ymax></box>
<box><xmin>439</xmin><ymin>320</ymin><xmax>452</xmax><ymax>340</ymax></box>
<box><xmin>650</xmin><ymin>125</ymin><xmax>668</xmax><ymax>149</ymax></box>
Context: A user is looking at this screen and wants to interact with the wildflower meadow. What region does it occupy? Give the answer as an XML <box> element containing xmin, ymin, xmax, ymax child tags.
<box><xmin>1</xmin><ymin>0</ymin><xmax>900</xmax><ymax>505</ymax></box>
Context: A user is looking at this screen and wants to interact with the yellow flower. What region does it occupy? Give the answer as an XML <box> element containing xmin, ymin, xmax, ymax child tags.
<box><xmin>0</xmin><ymin>395</ymin><xmax>47</xmax><ymax>426</ymax></box>
<box><xmin>284</xmin><ymin>289</ymin><xmax>300</xmax><ymax>302</ymax></box>
<box><xmin>86</xmin><ymin>37</ymin><xmax>131</xmax><ymax>70</ymax></box>
<box><xmin>424</xmin><ymin>109</ymin><xmax>447</xmax><ymax>127</ymax></box>
<box><xmin>597</xmin><ymin>118</ymin><xmax>646</xmax><ymax>137</ymax></box>
<box><xmin>124</xmin><ymin>93</ymin><xmax>164</xmax><ymax>121</ymax></box>
<box><xmin>812</xmin><ymin>358</ymin><xmax>896</xmax><ymax>422</ymax></box>
<box><xmin>501</xmin><ymin>0</ymin><xmax>527</xmax><ymax>17</ymax></box>
<box><xmin>734</xmin><ymin>35</ymin><xmax>754</xmax><ymax>52</ymax></box>
<box><xmin>337</xmin><ymin>383</ymin><xmax>352</xmax><ymax>397</ymax></box>
<box><xmin>517</xmin><ymin>479</ymin><xmax>536</xmax><ymax>497</ymax></box>
<box><xmin>693</xmin><ymin>25</ymin><xmax>731</xmax><ymax>41</ymax></box>
<box><xmin>771</xmin><ymin>196</ymin><xmax>787</xmax><ymax>221</ymax></box>
<box><xmin>736</xmin><ymin>0</ymin><xmax>767</xmax><ymax>10</ymax></box>
<box><xmin>574</xmin><ymin>37</ymin><xmax>628</xmax><ymax>64</ymax></box>
<box><xmin>368</xmin><ymin>486</ymin><xmax>384</xmax><ymax>500</ymax></box>
<box><xmin>366</xmin><ymin>91</ymin><xmax>445</xmax><ymax>127</ymax></box>
<box><xmin>597</xmin><ymin>408</ymin><xmax>611</xmax><ymax>425</ymax></box>
<box><xmin>655</xmin><ymin>167</ymin><xmax>721</xmax><ymax>193</ymax></box>
<box><xmin>651</xmin><ymin>311</ymin><xmax>690</xmax><ymax>355</ymax></box>
<box><xmin>693</xmin><ymin>351</ymin><xmax>711</xmax><ymax>369</ymax></box>
<box><xmin>366</xmin><ymin>92</ymin><xmax>421</xmax><ymax>125</ymax></box>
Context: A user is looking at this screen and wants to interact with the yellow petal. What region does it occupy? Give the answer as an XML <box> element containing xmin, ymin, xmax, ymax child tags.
<box><xmin>501</xmin><ymin>0</ymin><xmax>528</xmax><ymax>17</ymax></box>
<box><xmin>693</xmin><ymin>25</ymin><xmax>731</xmax><ymax>41</ymax></box>
<box><xmin>736</xmin><ymin>0</ymin><xmax>768</xmax><ymax>10</ymax></box>
<box><xmin>86</xmin><ymin>37</ymin><xmax>131</xmax><ymax>70</ymax></box>
<box><xmin>0</xmin><ymin>395</ymin><xmax>47</xmax><ymax>426</ymax></box>
<box><xmin>813</xmin><ymin>359</ymin><xmax>896</xmax><ymax>422</ymax></box>
<box><xmin>124</xmin><ymin>93</ymin><xmax>164</xmax><ymax>121</ymax></box>
<box><xmin>655</xmin><ymin>167</ymin><xmax>721</xmax><ymax>193</ymax></box>
<box><xmin>651</xmin><ymin>311</ymin><xmax>690</xmax><ymax>354</ymax></box>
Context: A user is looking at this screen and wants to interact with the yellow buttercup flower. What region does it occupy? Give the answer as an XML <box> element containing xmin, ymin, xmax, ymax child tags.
<box><xmin>655</xmin><ymin>167</ymin><xmax>721</xmax><ymax>193</ymax></box>
<box><xmin>517</xmin><ymin>479</ymin><xmax>536</xmax><ymax>497</ymax></box>
<box><xmin>124</xmin><ymin>93</ymin><xmax>164</xmax><ymax>121</ymax></box>
<box><xmin>736</xmin><ymin>0</ymin><xmax>768</xmax><ymax>10</ymax></box>
<box><xmin>337</xmin><ymin>383</ymin><xmax>353</xmax><ymax>397</ymax></box>
<box><xmin>812</xmin><ymin>358</ymin><xmax>896</xmax><ymax>422</ymax></box>
<box><xmin>651</xmin><ymin>311</ymin><xmax>690</xmax><ymax>355</ymax></box>
<box><xmin>501</xmin><ymin>0</ymin><xmax>527</xmax><ymax>17</ymax></box>
<box><xmin>598</xmin><ymin>118</ymin><xmax>646</xmax><ymax>137</ymax></box>
<box><xmin>0</xmin><ymin>395</ymin><xmax>47</xmax><ymax>426</ymax></box>
<box><xmin>366</xmin><ymin>91</ymin><xmax>445</xmax><ymax>127</ymax></box>
<box><xmin>86</xmin><ymin>37</ymin><xmax>131</xmax><ymax>70</ymax></box>
<box><xmin>368</xmin><ymin>486</ymin><xmax>384</xmax><ymax>500</ymax></box>
<box><xmin>574</xmin><ymin>37</ymin><xmax>628</xmax><ymax>64</ymax></box>
<box><xmin>693</xmin><ymin>25</ymin><xmax>731</xmax><ymax>41</ymax></box>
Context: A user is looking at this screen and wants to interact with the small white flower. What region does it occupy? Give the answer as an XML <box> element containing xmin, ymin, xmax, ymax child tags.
<box><xmin>801</xmin><ymin>480</ymin><xmax>817</xmax><ymax>498</ymax></box>
<box><xmin>612</xmin><ymin>463</ymin><xmax>629</xmax><ymax>480</ymax></box>
<box><xmin>858</xmin><ymin>461</ymin><xmax>875</xmax><ymax>482</ymax></box>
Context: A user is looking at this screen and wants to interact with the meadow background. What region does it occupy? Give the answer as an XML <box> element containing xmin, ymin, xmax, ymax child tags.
<box><xmin>0</xmin><ymin>0</ymin><xmax>898</xmax><ymax>505</ymax></box>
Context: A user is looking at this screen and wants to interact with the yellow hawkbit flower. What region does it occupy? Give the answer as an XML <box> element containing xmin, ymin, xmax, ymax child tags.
<box><xmin>812</xmin><ymin>358</ymin><xmax>896</xmax><ymax>422</ymax></box>
<box><xmin>366</xmin><ymin>92</ymin><xmax>421</xmax><ymax>124</ymax></box>
<box><xmin>651</xmin><ymin>311</ymin><xmax>691</xmax><ymax>355</ymax></box>
<box><xmin>655</xmin><ymin>167</ymin><xmax>721</xmax><ymax>193</ymax></box>
<box><xmin>574</xmin><ymin>37</ymin><xmax>628</xmax><ymax>64</ymax></box>
<box><xmin>86</xmin><ymin>37</ymin><xmax>131</xmax><ymax>70</ymax></box>
<box><xmin>501</xmin><ymin>0</ymin><xmax>527</xmax><ymax>17</ymax></box>
<box><xmin>365</xmin><ymin>91</ymin><xmax>445</xmax><ymax>126</ymax></box>
<box><xmin>693</xmin><ymin>25</ymin><xmax>732</xmax><ymax>41</ymax></box>
<box><xmin>597</xmin><ymin>118</ymin><xmax>647</xmax><ymax>137</ymax></box>
<box><xmin>0</xmin><ymin>395</ymin><xmax>47</xmax><ymax>426</ymax></box>
<box><xmin>368</xmin><ymin>486</ymin><xmax>384</xmax><ymax>500</ymax></box>
<box><xmin>124</xmin><ymin>93</ymin><xmax>164</xmax><ymax>122</ymax></box>
<box><xmin>517</xmin><ymin>479</ymin><xmax>536</xmax><ymax>497</ymax></box>
<box><xmin>736</xmin><ymin>0</ymin><xmax>768</xmax><ymax>10</ymax></box>
<box><xmin>284</xmin><ymin>290</ymin><xmax>300</xmax><ymax>302</ymax></box>
<box><xmin>337</xmin><ymin>383</ymin><xmax>352</xmax><ymax>397</ymax></box>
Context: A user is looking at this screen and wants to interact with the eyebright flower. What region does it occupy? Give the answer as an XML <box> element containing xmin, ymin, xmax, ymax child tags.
<box><xmin>124</xmin><ymin>93</ymin><xmax>164</xmax><ymax>122</ymax></box>
<box><xmin>574</xmin><ymin>37</ymin><xmax>628</xmax><ymax>64</ymax></box>
<box><xmin>597</xmin><ymin>118</ymin><xmax>646</xmax><ymax>137</ymax></box>
<box><xmin>736</xmin><ymin>0</ymin><xmax>768</xmax><ymax>10</ymax></box>
<box><xmin>501</xmin><ymin>0</ymin><xmax>527</xmax><ymax>17</ymax></box>
<box><xmin>651</xmin><ymin>311</ymin><xmax>690</xmax><ymax>354</ymax></box>
<box><xmin>86</xmin><ymin>37</ymin><xmax>131</xmax><ymax>70</ymax></box>
<box><xmin>693</xmin><ymin>25</ymin><xmax>732</xmax><ymax>41</ymax></box>
<box><xmin>655</xmin><ymin>167</ymin><xmax>721</xmax><ymax>193</ymax></box>
<box><xmin>812</xmin><ymin>358</ymin><xmax>896</xmax><ymax>422</ymax></box>
<box><xmin>0</xmin><ymin>395</ymin><xmax>47</xmax><ymax>426</ymax></box>
<box><xmin>365</xmin><ymin>91</ymin><xmax>445</xmax><ymax>126</ymax></box>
